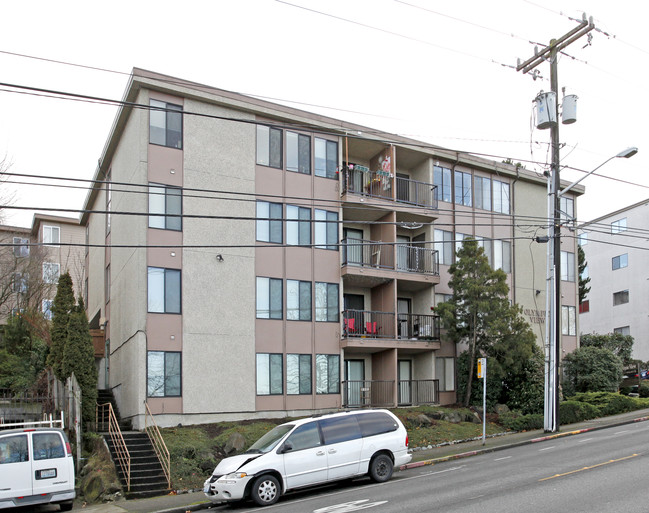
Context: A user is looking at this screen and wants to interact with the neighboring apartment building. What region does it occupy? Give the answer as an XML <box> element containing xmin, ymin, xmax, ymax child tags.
<box><xmin>81</xmin><ymin>69</ymin><xmax>581</xmax><ymax>428</ymax></box>
<box><xmin>0</xmin><ymin>214</ymin><xmax>85</xmax><ymax>324</ymax></box>
<box><xmin>579</xmin><ymin>199</ymin><xmax>649</xmax><ymax>361</ymax></box>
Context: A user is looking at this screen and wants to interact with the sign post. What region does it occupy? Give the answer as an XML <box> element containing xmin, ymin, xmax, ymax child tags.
<box><xmin>477</xmin><ymin>358</ymin><xmax>486</xmax><ymax>445</ymax></box>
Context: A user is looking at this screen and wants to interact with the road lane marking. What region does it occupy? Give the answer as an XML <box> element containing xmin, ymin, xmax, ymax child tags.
<box><xmin>577</xmin><ymin>438</ymin><xmax>593</xmax><ymax>443</ymax></box>
<box><xmin>314</xmin><ymin>500</ymin><xmax>388</xmax><ymax>512</ymax></box>
<box><xmin>494</xmin><ymin>456</ymin><xmax>511</xmax><ymax>461</ymax></box>
<box><xmin>614</xmin><ymin>430</ymin><xmax>629</xmax><ymax>435</ymax></box>
<box><xmin>539</xmin><ymin>454</ymin><xmax>639</xmax><ymax>481</ymax></box>
<box><xmin>538</xmin><ymin>446</ymin><xmax>555</xmax><ymax>451</ymax></box>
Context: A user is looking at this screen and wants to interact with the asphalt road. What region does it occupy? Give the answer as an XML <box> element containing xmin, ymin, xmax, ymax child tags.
<box><xmin>207</xmin><ymin>420</ymin><xmax>649</xmax><ymax>513</ymax></box>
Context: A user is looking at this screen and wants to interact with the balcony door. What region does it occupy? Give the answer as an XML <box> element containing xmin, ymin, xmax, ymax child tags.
<box><xmin>398</xmin><ymin>359</ymin><xmax>412</xmax><ymax>405</ymax></box>
<box><xmin>412</xmin><ymin>233</ymin><xmax>426</xmax><ymax>272</ymax></box>
<box><xmin>396</xmin><ymin>173</ymin><xmax>409</xmax><ymax>202</ymax></box>
<box><xmin>343</xmin><ymin>228</ymin><xmax>364</xmax><ymax>266</ymax></box>
<box><xmin>397</xmin><ymin>235</ymin><xmax>410</xmax><ymax>271</ymax></box>
<box><xmin>397</xmin><ymin>298</ymin><xmax>411</xmax><ymax>339</ymax></box>
<box><xmin>345</xmin><ymin>359</ymin><xmax>365</xmax><ymax>407</ymax></box>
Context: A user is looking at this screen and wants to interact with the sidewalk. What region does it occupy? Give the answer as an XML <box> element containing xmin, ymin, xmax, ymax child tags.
<box><xmin>78</xmin><ymin>408</ymin><xmax>649</xmax><ymax>513</ymax></box>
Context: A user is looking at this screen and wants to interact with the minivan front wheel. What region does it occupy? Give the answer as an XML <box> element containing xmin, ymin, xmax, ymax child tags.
<box><xmin>369</xmin><ymin>454</ymin><xmax>393</xmax><ymax>483</ymax></box>
<box><xmin>251</xmin><ymin>474</ymin><xmax>280</xmax><ymax>506</ymax></box>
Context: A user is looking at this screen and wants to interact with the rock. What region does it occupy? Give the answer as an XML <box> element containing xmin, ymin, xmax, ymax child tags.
<box><xmin>470</xmin><ymin>411</ymin><xmax>482</xmax><ymax>424</ymax></box>
<box><xmin>428</xmin><ymin>410</ymin><xmax>444</xmax><ymax>420</ymax></box>
<box><xmin>416</xmin><ymin>414</ymin><xmax>432</xmax><ymax>426</ymax></box>
<box><xmin>494</xmin><ymin>404</ymin><xmax>510</xmax><ymax>415</ymax></box>
<box><xmin>224</xmin><ymin>432</ymin><xmax>246</xmax><ymax>454</ymax></box>
<box><xmin>443</xmin><ymin>411</ymin><xmax>463</xmax><ymax>424</ymax></box>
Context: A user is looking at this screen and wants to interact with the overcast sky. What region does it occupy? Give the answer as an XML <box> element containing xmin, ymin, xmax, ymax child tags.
<box><xmin>1</xmin><ymin>0</ymin><xmax>647</xmax><ymax>228</ymax></box>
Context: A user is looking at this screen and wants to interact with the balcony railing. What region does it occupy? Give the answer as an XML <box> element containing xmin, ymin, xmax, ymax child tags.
<box><xmin>342</xmin><ymin>239</ymin><xmax>439</xmax><ymax>275</ymax></box>
<box><xmin>342</xmin><ymin>379</ymin><xmax>439</xmax><ymax>407</ymax></box>
<box><xmin>343</xmin><ymin>310</ymin><xmax>440</xmax><ymax>340</ymax></box>
<box><xmin>342</xmin><ymin>166</ymin><xmax>437</xmax><ymax>209</ymax></box>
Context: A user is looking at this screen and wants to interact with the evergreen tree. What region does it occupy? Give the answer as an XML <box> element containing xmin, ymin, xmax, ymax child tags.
<box><xmin>0</xmin><ymin>313</ymin><xmax>48</xmax><ymax>393</ymax></box>
<box><xmin>47</xmin><ymin>272</ymin><xmax>75</xmax><ymax>380</ymax></box>
<box><xmin>578</xmin><ymin>245</ymin><xmax>591</xmax><ymax>304</ymax></box>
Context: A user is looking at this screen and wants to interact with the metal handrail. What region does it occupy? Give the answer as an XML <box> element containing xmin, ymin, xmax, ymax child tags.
<box><xmin>96</xmin><ymin>402</ymin><xmax>130</xmax><ymax>491</ymax></box>
<box><xmin>144</xmin><ymin>401</ymin><xmax>171</xmax><ymax>489</ymax></box>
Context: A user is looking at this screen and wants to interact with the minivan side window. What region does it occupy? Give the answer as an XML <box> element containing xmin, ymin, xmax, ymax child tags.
<box><xmin>33</xmin><ymin>433</ymin><xmax>65</xmax><ymax>460</ymax></box>
<box><xmin>0</xmin><ymin>434</ymin><xmax>29</xmax><ymax>463</ymax></box>
<box><xmin>357</xmin><ymin>412</ymin><xmax>398</xmax><ymax>437</ymax></box>
<box><xmin>285</xmin><ymin>422</ymin><xmax>322</xmax><ymax>451</ymax></box>
<box><xmin>320</xmin><ymin>416</ymin><xmax>362</xmax><ymax>445</ymax></box>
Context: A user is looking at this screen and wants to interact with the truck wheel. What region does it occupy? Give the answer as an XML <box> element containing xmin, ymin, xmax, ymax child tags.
<box><xmin>251</xmin><ymin>474</ymin><xmax>280</xmax><ymax>506</ymax></box>
<box><xmin>59</xmin><ymin>500</ymin><xmax>74</xmax><ymax>511</ymax></box>
<box><xmin>369</xmin><ymin>454</ymin><xmax>393</xmax><ymax>482</ymax></box>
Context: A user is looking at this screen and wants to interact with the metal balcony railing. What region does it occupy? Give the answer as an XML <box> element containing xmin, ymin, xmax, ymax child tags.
<box><xmin>395</xmin><ymin>175</ymin><xmax>438</xmax><ymax>209</ymax></box>
<box><xmin>343</xmin><ymin>310</ymin><xmax>440</xmax><ymax>340</ymax></box>
<box><xmin>397</xmin><ymin>313</ymin><xmax>441</xmax><ymax>340</ymax></box>
<box><xmin>398</xmin><ymin>379</ymin><xmax>439</xmax><ymax>406</ymax></box>
<box><xmin>342</xmin><ymin>239</ymin><xmax>439</xmax><ymax>275</ymax></box>
<box><xmin>342</xmin><ymin>379</ymin><xmax>439</xmax><ymax>407</ymax></box>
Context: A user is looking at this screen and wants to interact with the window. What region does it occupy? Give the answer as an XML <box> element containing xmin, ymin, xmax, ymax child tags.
<box><xmin>105</xmin><ymin>170</ymin><xmax>112</xmax><ymax>235</ymax></box>
<box><xmin>42</xmin><ymin>263</ymin><xmax>60</xmax><ymax>284</ymax></box>
<box><xmin>614</xmin><ymin>326</ymin><xmax>630</xmax><ymax>336</ymax></box>
<box><xmin>320</xmin><ymin>416</ymin><xmax>362</xmax><ymax>444</ymax></box>
<box><xmin>147</xmin><ymin>351</ymin><xmax>181</xmax><ymax>397</ymax></box>
<box><xmin>13</xmin><ymin>237</ymin><xmax>29</xmax><ymax>257</ymax></box>
<box><xmin>611</xmin><ymin>218</ymin><xmax>627</xmax><ymax>234</ymax></box>
<box><xmin>434</xmin><ymin>229</ymin><xmax>454</xmax><ymax>265</ymax></box>
<box><xmin>13</xmin><ymin>272</ymin><xmax>27</xmax><ymax>293</ymax></box>
<box><xmin>454</xmin><ymin>170</ymin><xmax>472</xmax><ymax>206</ymax></box>
<box><xmin>256</xmin><ymin>125</ymin><xmax>282</xmax><ymax>169</ymax></box>
<box><xmin>433</xmin><ymin>166</ymin><xmax>452</xmax><ymax>203</ymax></box>
<box><xmin>474</xmin><ymin>176</ymin><xmax>491</xmax><ymax>210</ymax></box>
<box><xmin>256</xmin><ymin>353</ymin><xmax>283</xmax><ymax>395</ymax></box>
<box><xmin>287</xmin><ymin>354</ymin><xmax>312</xmax><ymax>395</ymax></box>
<box><xmin>43</xmin><ymin>225</ymin><xmax>60</xmax><ymax>245</ymax></box>
<box><xmin>561</xmin><ymin>305</ymin><xmax>576</xmax><ymax>336</ymax></box>
<box><xmin>493</xmin><ymin>180</ymin><xmax>510</xmax><ymax>214</ymax></box>
<box><xmin>357</xmin><ymin>412</ymin><xmax>398</xmax><ymax>437</ymax></box>
<box><xmin>287</xmin><ymin>205</ymin><xmax>311</xmax><ymax>246</ymax></box>
<box><xmin>561</xmin><ymin>251</ymin><xmax>575</xmax><ymax>282</ymax></box>
<box><xmin>149</xmin><ymin>184</ymin><xmax>182</xmax><ymax>231</ymax></box>
<box><xmin>581</xmin><ymin>264</ymin><xmax>589</xmax><ymax>281</ymax></box>
<box><xmin>314</xmin><ymin>210</ymin><xmax>338</xmax><ymax>250</ymax></box>
<box><xmin>0</xmin><ymin>434</ymin><xmax>28</xmax><ymax>464</ymax></box>
<box><xmin>256</xmin><ymin>201</ymin><xmax>283</xmax><ymax>244</ymax></box>
<box><xmin>287</xmin><ymin>280</ymin><xmax>311</xmax><ymax>321</ymax></box>
<box><xmin>493</xmin><ymin>240</ymin><xmax>512</xmax><ymax>273</ymax></box>
<box><xmin>147</xmin><ymin>267</ymin><xmax>181</xmax><ymax>313</ymax></box>
<box><xmin>560</xmin><ymin>196</ymin><xmax>574</xmax><ymax>222</ymax></box>
<box><xmin>578</xmin><ymin>232</ymin><xmax>588</xmax><ymax>245</ymax></box>
<box><xmin>316</xmin><ymin>354</ymin><xmax>340</xmax><ymax>394</ymax></box>
<box><xmin>42</xmin><ymin>299</ymin><xmax>53</xmax><ymax>320</ymax></box>
<box><xmin>33</xmin><ymin>433</ymin><xmax>65</xmax><ymax>460</ymax></box>
<box><xmin>612</xmin><ymin>254</ymin><xmax>628</xmax><ymax>270</ymax></box>
<box><xmin>455</xmin><ymin>233</ymin><xmax>468</xmax><ymax>261</ymax></box>
<box><xmin>613</xmin><ymin>290</ymin><xmax>629</xmax><ymax>306</ymax></box>
<box><xmin>315</xmin><ymin>138</ymin><xmax>338</xmax><ymax>178</ymax></box>
<box><xmin>285</xmin><ymin>422</ymin><xmax>321</xmax><ymax>451</ymax></box>
<box><xmin>286</xmin><ymin>132</ymin><xmax>311</xmax><ymax>174</ymax></box>
<box><xmin>256</xmin><ymin>277</ymin><xmax>282</xmax><ymax>319</ymax></box>
<box><xmin>315</xmin><ymin>282</ymin><xmax>339</xmax><ymax>322</ymax></box>
<box><xmin>435</xmin><ymin>357</ymin><xmax>455</xmax><ymax>392</ymax></box>
<box><xmin>150</xmin><ymin>99</ymin><xmax>182</xmax><ymax>149</ymax></box>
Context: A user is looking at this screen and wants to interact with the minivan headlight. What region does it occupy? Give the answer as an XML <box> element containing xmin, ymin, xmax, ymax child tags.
<box><xmin>222</xmin><ymin>472</ymin><xmax>247</xmax><ymax>480</ymax></box>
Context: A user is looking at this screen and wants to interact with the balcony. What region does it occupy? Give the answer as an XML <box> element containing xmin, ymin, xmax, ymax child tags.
<box><xmin>342</xmin><ymin>379</ymin><xmax>439</xmax><ymax>407</ymax></box>
<box><xmin>342</xmin><ymin>310</ymin><xmax>440</xmax><ymax>341</ymax></box>
<box><xmin>341</xmin><ymin>166</ymin><xmax>437</xmax><ymax>209</ymax></box>
<box><xmin>342</xmin><ymin>239</ymin><xmax>439</xmax><ymax>275</ymax></box>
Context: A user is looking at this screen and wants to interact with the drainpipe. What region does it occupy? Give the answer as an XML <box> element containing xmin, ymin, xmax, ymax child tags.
<box><xmin>510</xmin><ymin>166</ymin><xmax>520</xmax><ymax>304</ymax></box>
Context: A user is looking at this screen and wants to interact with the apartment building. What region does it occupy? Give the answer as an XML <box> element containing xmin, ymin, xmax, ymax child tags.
<box><xmin>82</xmin><ymin>69</ymin><xmax>581</xmax><ymax>428</ymax></box>
<box><xmin>0</xmin><ymin>214</ymin><xmax>85</xmax><ymax>324</ymax></box>
<box><xmin>579</xmin><ymin>199</ymin><xmax>649</xmax><ymax>361</ymax></box>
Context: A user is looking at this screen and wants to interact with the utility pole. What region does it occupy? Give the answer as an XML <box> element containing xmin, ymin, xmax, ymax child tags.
<box><xmin>517</xmin><ymin>15</ymin><xmax>594</xmax><ymax>432</ymax></box>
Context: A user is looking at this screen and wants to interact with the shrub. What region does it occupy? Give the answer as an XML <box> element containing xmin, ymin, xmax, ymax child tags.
<box><xmin>619</xmin><ymin>386</ymin><xmax>632</xmax><ymax>396</ymax></box>
<box><xmin>559</xmin><ymin>400</ymin><xmax>600</xmax><ymax>424</ymax></box>
<box><xmin>639</xmin><ymin>383</ymin><xmax>649</xmax><ymax>398</ymax></box>
<box><xmin>599</xmin><ymin>394</ymin><xmax>640</xmax><ymax>416</ymax></box>
<box><xmin>562</xmin><ymin>346</ymin><xmax>623</xmax><ymax>394</ymax></box>
<box><xmin>498</xmin><ymin>411</ymin><xmax>544</xmax><ymax>431</ymax></box>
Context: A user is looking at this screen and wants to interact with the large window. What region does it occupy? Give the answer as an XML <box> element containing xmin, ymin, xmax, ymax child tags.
<box><xmin>147</xmin><ymin>267</ymin><xmax>181</xmax><ymax>314</ymax></box>
<box><xmin>33</xmin><ymin>433</ymin><xmax>65</xmax><ymax>460</ymax></box>
<box><xmin>492</xmin><ymin>180</ymin><xmax>510</xmax><ymax>214</ymax></box>
<box><xmin>435</xmin><ymin>357</ymin><xmax>455</xmax><ymax>392</ymax></box>
<box><xmin>256</xmin><ymin>125</ymin><xmax>282</xmax><ymax>169</ymax></box>
<box><xmin>287</xmin><ymin>280</ymin><xmax>311</xmax><ymax>321</ymax></box>
<box><xmin>611</xmin><ymin>218</ymin><xmax>627</xmax><ymax>234</ymax></box>
<box><xmin>287</xmin><ymin>205</ymin><xmax>311</xmax><ymax>246</ymax></box>
<box><xmin>147</xmin><ymin>351</ymin><xmax>181</xmax><ymax>397</ymax></box>
<box><xmin>614</xmin><ymin>326</ymin><xmax>630</xmax><ymax>336</ymax></box>
<box><xmin>257</xmin><ymin>277</ymin><xmax>282</xmax><ymax>319</ymax></box>
<box><xmin>42</xmin><ymin>263</ymin><xmax>60</xmax><ymax>284</ymax></box>
<box><xmin>0</xmin><ymin>434</ymin><xmax>28</xmax><ymax>464</ymax></box>
<box><xmin>560</xmin><ymin>196</ymin><xmax>574</xmax><ymax>222</ymax></box>
<box><xmin>612</xmin><ymin>254</ymin><xmax>628</xmax><ymax>270</ymax></box>
<box><xmin>149</xmin><ymin>184</ymin><xmax>182</xmax><ymax>231</ymax></box>
<box><xmin>454</xmin><ymin>170</ymin><xmax>472</xmax><ymax>206</ymax></box>
<box><xmin>314</xmin><ymin>210</ymin><xmax>338</xmax><ymax>250</ymax></box>
<box><xmin>13</xmin><ymin>272</ymin><xmax>27</xmax><ymax>293</ymax></box>
<box><xmin>287</xmin><ymin>354</ymin><xmax>312</xmax><ymax>395</ymax></box>
<box><xmin>474</xmin><ymin>176</ymin><xmax>491</xmax><ymax>210</ymax></box>
<box><xmin>561</xmin><ymin>306</ymin><xmax>576</xmax><ymax>336</ymax></box>
<box><xmin>150</xmin><ymin>99</ymin><xmax>183</xmax><ymax>149</ymax></box>
<box><xmin>42</xmin><ymin>299</ymin><xmax>53</xmax><ymax>321</ymax></box>
<box><xmin>287</xmin><ymin>132</ymin><xmax>311</xmax><ymax>174</ymax></box>
<box><xmin>316</xmin><ymin>354</ymin><xmax>340</xmax><ymax>394</ymax></box>
<box><xmin>256</xmin><ymin>353</ymin><xmax>283</xmax><ymax>395</ymax></box>
<box><xmin>256</xmin><ymin>201</ymin><xmax>283</xmax><ymax>244</ymax></box>
<box><xmin>613</xmin><ymin>290</ymin><xmax>629</xmax><ymax>306</ymax></box>
<box><xmin>433</xmin><ymin>166</ymin><xmax>452</xmax><ymax>203</ymax></box>
<box><xmin>13</xmin><ymin>237</ymin><xmax>29</xmax><ymax>258</ymax></box>
<box><xmin>43</xmin><ymin>225</ymin><xmax>60</xmax><ymax>245</ymax></box>
<box><xmin>578</xmin><ymin>232</ymin><xmax>588</xmax><ymax>245</ymax></box>
<box><xmin>315</xmin><ymin>138</ymin><xmax>338</xmax><ymax>178</ymax></box>
<box><xmin>434</xmin><ymin>229</ymin><xmax>454</xmax><ymax>265</ymax></box>
<box><xmin>493</xmin><ymin>240</ymin><xmax>511</xmax><ymax>273</ymax></box>
<box><xmin>315</xmin><ymin>282</ymin><xmax>339</xmax><ymax>322</ymax></box>
<box><xmin>561</xmin><ymin>251</ymin><xmax>575</xmax><ymax>282</ymax></box>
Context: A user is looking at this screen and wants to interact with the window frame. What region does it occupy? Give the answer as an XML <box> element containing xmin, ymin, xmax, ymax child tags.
<box><xmin>149</xmin><ymin>99</ymin><xmax>183</xmax><ymax>149</ymax></box>
<box><xmin>613</xmin><ymin>290</ymin><xmax>629</xmax><ymax>306</ymax></box>
<box><xmin>286</xmin><ymin>354</ymin><xmax>312</xmax><ymax>395</ymax></box>
<box><xmin>492</xmin><ymin>180</ymin><xmax>510</xmax><ymax>214</ymax></box>
<box><xmin>42</xmin><ymin>225</ymin><xmax>60</xmax><ymax>246</ymax></box>
<box><xmin>433</xmin><ymin>165</ymin><xmax>452</xmax><ymax>203</ymax></box>
<box><xmin>13</xmin><ymin>237</ymin><xmax>29</xmax><ymax>258</ymax></box>
<box><xmin>434</xmin><ymin>229</ymin><xmax>454</xmax><ymax>266</ymax></box>
<box><xmin>316</xmin><ymin>354</ymin><xmax>340</xmax><ymax>394</ymax></box>
<box><xmin>286</xmin><ymin>279</ymin><xmax>312</xmax><ymax>321</ymax></box>
<box><xmin>147</xmin><ymin>267</ymin><xmax>182</xmax><ymax>314</ymax></box>
<box><xmin>314</xmin><ymin>138</ymin><xmax>338</xmax><ymax>179</ymax></box>
<box><xmin>286</xmin><ymin>131</ymin><xmax>311</xmax><ymax>174</ymax></box>
<box><xmin>611</xmin><ymin>218</ymin><xmax>627</xmax><ymax>234</ymax></box>
<box><xmin>315</xmin><ymin>282</ymin><xmax>339</xmax><ymax>322</ymax></box>
<box><xmin>256</xmin><ymin>201</ymin><xmax>283</xmax><ymax>244</ymax></box>
<box><xmin>256</xmin><ymin>277</ymin><xmax>283</xmax><ymax>319</ymax></box>
<box><xmin>256</xmin><ymin>353</ymin><xmax>283</xmax><ymax>395</ymax></box>
<box><xmin>474</xmin><ymin>176</ymin><xmax>491</xmax><ymax>211</ymax></box>
<box><xmin>148</xmin><ymin>183</ymin><xmax>182</xmax><ymax>231</ymax></box>
<box><xmin>314</xmin><ymin>209</ymin><xmax>338</xmax><ymax>250</ymax></box>
<box><xmin>561</xmin><ymin>305</ymin><xmax>576</xmax><ymax>336</ymax></box>
<box><xmin>42</xmin><ymin>299</ymin><xmax>53</xmax><ymax>320</ymax></box>
<box><xmin>256</xmin><ymin>125</ymin><xmax>283</xmax><ymax>169</ymax></box>
<box><xmin>147</xmin><ymin>350</ymin><xmax>182</xmax><ymax>397</ymax></box>
<box><xmin>286</xmin><ymin>205</ymin><xmax>311</xmax><ymax>246</ymax></box>
<box><xmin>612</xmin><ymin>254</ymin><xmax>628</xmax><ymax>270</ymax></box>
<box><xmin>560</xmin><ymin>251</ymin><xmax>575</xmax><ymax>282</ymax></box>
<box><xmin>454</xmin><ymin>170</ymin><xmax>472</xmax><ymax>206</ymax></box>
<box><xmin>42</xmin><ymin>262</ymin><xmax>60</xmax><ymax>284</ymax></box>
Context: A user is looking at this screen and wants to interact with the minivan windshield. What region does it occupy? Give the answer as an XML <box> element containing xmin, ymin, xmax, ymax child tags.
<box><xmin>245</xmin><ymin>424</ymin><xmax>294</xmax><ymax>454</ymax></box>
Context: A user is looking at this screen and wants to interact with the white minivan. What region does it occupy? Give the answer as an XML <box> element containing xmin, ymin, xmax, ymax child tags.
<box><xmin>0</xmin><ymin>427</ymin><xmax>75</xmax><ymax>510</ymax></box>
<box><xmin>204</xmin><ymin>409</ymin><xmax>411</xmax><ymax>506</ymax></box>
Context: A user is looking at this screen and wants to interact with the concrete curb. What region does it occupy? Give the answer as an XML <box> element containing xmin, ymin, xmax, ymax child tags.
<box><xmin>401</xmin><ymin>414</ymin><xmax>649</xmax><ymax>471</ymax></box>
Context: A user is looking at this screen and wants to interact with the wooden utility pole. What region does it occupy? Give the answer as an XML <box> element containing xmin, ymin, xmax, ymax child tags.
<box><xmin>516</xmin><ymin>15</ymin><xmax>595</xmax><ymax>432</ymax></box>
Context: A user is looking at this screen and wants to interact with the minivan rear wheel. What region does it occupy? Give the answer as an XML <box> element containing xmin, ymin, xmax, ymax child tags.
<box><xmin>251</xmin><ymin>474</ymin><xmax>280</xmax><ymax>506</ymax></box>
<box><xmin>369</xmin><ymin>454</ymin><xmax>393</xmax><ymax>482</ymax></box>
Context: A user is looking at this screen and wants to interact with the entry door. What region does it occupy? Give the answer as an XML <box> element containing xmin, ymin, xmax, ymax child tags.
<box><xmin>0</xmin><ymin>434</ymin><xmax>31</xmax><ymax>501</ymax></box>
<box><xmin>343</xmin><ymin>228</ymin><xmax>364</xmax><ymax>266</ymax></box>
<box><xmin>398</xmin><ymin>360</ymin><xmax>412</xmax><ymax>405</ymax></box>
<box><xmin>396</xmin><ymin>173</ymin><xmax>410</xmax><ymax>202</ymax></box>
<box><xmin>345</xmin><ymin>360</ymin><xmax>365</xmax><ymax>407</ymax></box>
<box><xmin>343</xmin><ymin>294</ymin><xmax>364</xmax><ymax>335</ymax></box>
<box><xmin>397</xmin><ymin>298</ymin><xmax>411</xmax><ymax>339</ymax></box>
<box><xmin>397</xmin><ymin>235</ymin><xmax>410</xmax><ymax>271</ymax></box>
